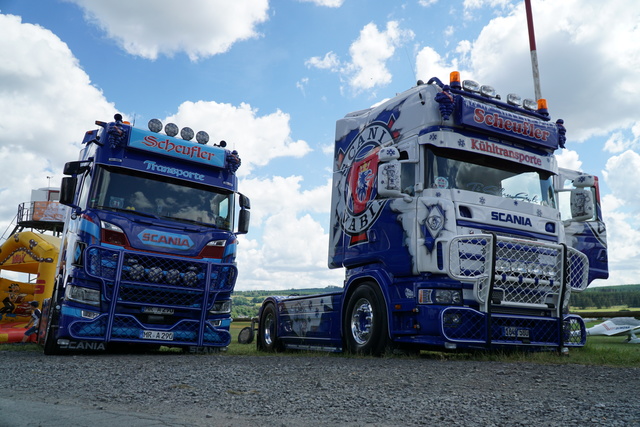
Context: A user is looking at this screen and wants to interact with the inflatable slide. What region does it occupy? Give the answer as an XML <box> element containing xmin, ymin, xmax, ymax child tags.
<box><xmin>0</xmin><ymin>232</ymin><xmax>59</xmax><ymax>343</ymax></box>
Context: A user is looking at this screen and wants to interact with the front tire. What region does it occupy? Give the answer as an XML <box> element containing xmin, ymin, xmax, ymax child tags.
<box><xmin>343</xmin><ymin>282</ymin><xmax>389</xmax><ymax>356</ymax></box>
<box><xmin>43</xmin><ymin>304</ymin><xmax>63</xmax><ymax>355</ymax></box>
<box><xmin>257</xmin><ymin>303</ymin><xmax>281</xmax><ymax>352</ymax></box>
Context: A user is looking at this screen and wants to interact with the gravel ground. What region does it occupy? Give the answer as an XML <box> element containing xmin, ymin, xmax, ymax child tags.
<box><xmin>0</xmin><ymin>349</ymin><xmax>638</xmax><ymax>427</ymax></box>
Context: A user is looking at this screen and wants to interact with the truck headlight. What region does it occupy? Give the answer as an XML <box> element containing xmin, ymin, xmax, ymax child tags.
<box><xmin>419</xmin><ymin>289</ymin><xmax>462</xmax><ymax>305</ymax></box>
<box><xmin>210</xmin><ymin>300</ymin><xmax>231</xmax><ymax>314</ymax></box>
<box><xmin>65</xmin><ymin>285</ymin><xmax>101</xmax><ymax>306</ymax></box>
<box><xmin>434</xmin><ymin>289</ymin><xmax>462</xmax><ymax>304</ymax></box>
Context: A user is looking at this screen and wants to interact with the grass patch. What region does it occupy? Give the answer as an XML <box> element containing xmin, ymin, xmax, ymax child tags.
<box><xmin>3</xmin><ymin>320</ymin><xmax>637</xmax><ymax>367</ymax></box>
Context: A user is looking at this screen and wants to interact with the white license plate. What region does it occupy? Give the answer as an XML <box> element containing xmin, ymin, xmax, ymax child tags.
<box><xmin>141</xmin><ymin>330</ymin><xmax>174</xmax><ymax>341</ymax></box>
<box><xmin>504</xmin><ymin>327</ymin><xmax>530</xmax><ymax>339</ymax></box>
<box><xmin>142</xmin><ymin>307</ymin><xmax>174</xmax><ymax>315</ymax></box>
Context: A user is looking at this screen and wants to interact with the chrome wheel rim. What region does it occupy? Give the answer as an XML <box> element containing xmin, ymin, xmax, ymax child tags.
<box><xmin>350</xmin><ymin>298</ymin><xmax>373</xmax><ymax>345</ymax></box>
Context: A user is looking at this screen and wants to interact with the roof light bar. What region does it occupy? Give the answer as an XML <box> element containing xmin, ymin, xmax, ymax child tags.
<box><xmin>506</xmin><ymin>93</ymin><xmax>522</xmax><ymax>107</ymax></box>
<box><xmin>164</xmin><ymin>123</ymin><xmax>179</xmax><ymax>137</ymax></box>
<box><xmin>196</xmin><ymin>131</ymin><xmax>209</xmax><ymax>145</ymax></box>
<box><xmin>148</xmin><ymin>119</ymin><xmax>163</xmax><ymax>133</ymax></box>
<box><xmin>180</xmin><ymin>127</ymin><xmax>194</xmax><ymax>141</ymax></box>
<box><xmin>523</xmin><ymin>99</ymin><xmax>538</xmax><ymax>111</ymax></box>
<box><xmin>462</xmin><ymin>79</ymin><xmax>480</xmax><ymax>93</ymax></box>
<box><xmin>480</xmin><ymin>85</ymin><xmax>497</xmax><ymax>98</ymax></box>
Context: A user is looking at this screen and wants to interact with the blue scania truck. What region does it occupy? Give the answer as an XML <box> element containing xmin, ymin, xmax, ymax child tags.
<box><xmin>39</xmin><ymin>115</ymin><xmax>250</xmax><ymax>354</ymax></box>
<box><xmin>256</xmin><ymin>72</ymin><xmax>608</xmax><ymax>355</ymax></box>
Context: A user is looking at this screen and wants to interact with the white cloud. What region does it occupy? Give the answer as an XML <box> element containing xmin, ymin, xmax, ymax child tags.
<box><xmin>238</xmin><ymin>176</ymin><xmax>331</xmax><ymax>228</ymax></box>
<box><xmin>164</xmin><ymin>101</ymin><xmax>312</xmax><ymax>175</ymax></box>
<box><xmin>598</xmin><ymin>150</ymin><xmax>640</xmax><ymax>284</ymax></box>
<box><xmin>346</xmin><ymin>22</ymin><xmax>415</xmax><ymax>92</ymax></box>
<box><xmin>66</xmin><ymin>0</ymin><xmax>269</xmax><ymax>60</ymax></box>
<box><xmin>234</xmin><ymin>176</ymin><xmax>342</xmax><ymax>290</ymax></box>
<box><xmin>0</xmin><ymin>14</ymin><xmax>115</xmax><ymax>233</ymax></box>
<box><xmin>603</xmin><ymin>122</ymin><xmax>640</xmax><ymax>153</ymax></box>
<box><xmin>555</xmin><ymin>149</ymin><xmax>582</xmax><ymax>171</ymax></box>
<box><xmin>296</xmin><ymin>77</ymin><xmax>309</xmax><ymax>96</ymax></box>
<box><xmin>296</xmin><ymin>0</ymin><xmax>344</xmax><ymax>7</ymax></box>
<box><xmin>602</xmin><ymin>150</ymin><xmax>640</xmax><ymax>210</ymax></box>
<box><xmin>305</xmin><ymin>52</ymin><xmax>341</xmax><ymax>71</ymax></box>
<box><xmin>306</xmin><ymin>21</ymin><xmax>414</xmax><ymax>94</ymax></box>
<box><xmin>415</xmin><ymin>46</ymin><xmax>465</xmax><ymax>84</ymax></box>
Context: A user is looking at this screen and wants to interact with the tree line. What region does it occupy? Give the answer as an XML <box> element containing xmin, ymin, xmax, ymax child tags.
<box><xmin>570</xmin><ymin>284</ymin><xmax>640</xmax><ymax>310</ymax></box>
<box><xmin>231</xmin><ymin>285</ymin><xmax>640</xmax><ymax>318</ymax></box>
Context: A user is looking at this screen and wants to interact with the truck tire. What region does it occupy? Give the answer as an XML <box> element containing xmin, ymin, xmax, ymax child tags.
<box><xmin>238</xmin><ymin>326</ymin><xmax>254</xmax><ymax>344</ymax></box>
<box><xmin>343</xmin><ymin>282</ymin><xmax>390</xmax><ymax>356</ymax></box>
<box><xmin>43</xmin><ymin>305</ymin><xmax>64</xmax><ymax>355</ymax></box>
<box><xmin>257</xmin><ymin>303</ymin><xmax>281</xmax><ymax>352</ymax></box>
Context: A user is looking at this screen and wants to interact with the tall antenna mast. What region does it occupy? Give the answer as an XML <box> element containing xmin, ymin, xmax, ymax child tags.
<box><xmin>524</xmin><ymin>0</ymin><xmax>542</xmax><ymax>101</ymax></box>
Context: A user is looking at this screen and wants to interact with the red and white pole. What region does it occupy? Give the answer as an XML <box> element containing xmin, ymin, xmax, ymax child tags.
<box><xmin>524</xmin><ymin>0</ymin><xmax>542</xmax><ymax>101</ymax></box>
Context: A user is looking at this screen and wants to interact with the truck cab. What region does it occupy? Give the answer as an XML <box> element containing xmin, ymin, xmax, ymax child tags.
<box><xmin>257</xmin><ymin>73</ymin><xmax>607</xmax><ymax>355</ymax></box>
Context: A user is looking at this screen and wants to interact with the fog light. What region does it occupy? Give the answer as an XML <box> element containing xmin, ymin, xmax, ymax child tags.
<box><xmin>166</xmin><ymin>269</ymin><xmax>180</xmax><ymax>284</ymax></box>
<box><xmin>148</xmin><ymin>267</ymin><xmax>163</xmax><ymax>283</ymax></box>
<box><xmin>183</xmin><ymin>267</ymin><xmax>199</xmax><ymax>286</ymax></box>
<box><xmin>443</xmin><ymin>312</ymin><xmax>462</xmax><ymax>326</ymax></box>
<box><xmin>81</xmin><ymin>310</ymin><xmax>100</xmax><ymax>319</ymax></box>
<box><xmin>128</xmin><ymin>263</ymin><xmax>144</xmax><ymax>281</ymax></box>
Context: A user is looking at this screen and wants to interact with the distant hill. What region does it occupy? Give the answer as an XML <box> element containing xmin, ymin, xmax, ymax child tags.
<box><xmin>570</xmin><ymin>284</ymin><xmax>640</xmax><ymax>310</ymax></box>
<box><xmin>232</xmin><ymin>284</ymin><xmax>640</xmax><ymax>318</ymax></box>
<box><xmin>231</xmin><ymin>287</ymin><xmax>342</xmax><ymax>318</ymax></box>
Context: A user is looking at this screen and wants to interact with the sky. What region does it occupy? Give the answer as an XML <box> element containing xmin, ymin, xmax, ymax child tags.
<box><xmin>0</xmin><ymin>0</ymin><xmax>639</xmax><ymax>291</ymax></box>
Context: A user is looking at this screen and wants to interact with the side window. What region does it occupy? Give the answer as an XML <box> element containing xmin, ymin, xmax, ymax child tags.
<box><xmin>400</xmin><ymin>161</ymin><xmax>415</xmax><ymax>195</ymax></box>
<box><xmin>76</xmin><ymin>171</ymin><xmax>92</xmax><ymax>209</ymax></box>
<box><xmin>557</xmin><ymin>178</ymin><xmax>596</xmax><ymax>221</ymax></box>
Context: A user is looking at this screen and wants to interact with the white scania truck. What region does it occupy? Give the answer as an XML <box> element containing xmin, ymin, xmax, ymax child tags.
<box><xmin>256</xmin><ymin>72</ymin><xmax>608</xmax><ymax>355</ymax></box>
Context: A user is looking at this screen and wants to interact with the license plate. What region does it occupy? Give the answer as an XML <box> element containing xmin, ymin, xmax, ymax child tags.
<box><xmin>504</xmin><ymin>327</ymin><xmax>530</xmax><ymax>339</ymax></box>
<box><xmin>141</xmin><ymin>307</ymin><xmax>174</xmax><ymax>315</ymax></box>
<box><xmin>141</xmin><ymin>330</ymin><xmax>174</xmax><ymax>341</ymax></box>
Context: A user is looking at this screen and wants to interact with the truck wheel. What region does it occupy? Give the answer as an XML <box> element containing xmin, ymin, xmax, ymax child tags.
<box><xmin>43</xmin><ymin>306</ymin><xmax>63</xmax><ymax>356</ymax></box>
<box><xmin>344</xmin><ymin>282</ymin><xmax>389</xmax><ymax>356</ymax></box>
<box><xmin>257</xmin><ymin>303</ymin><xmax>281</xmax><ymax>352</ymax></box>
<box><xmin>238</xmin><ymin>326</ymin><xmax>254</xmax><ymax>344</ymax></box>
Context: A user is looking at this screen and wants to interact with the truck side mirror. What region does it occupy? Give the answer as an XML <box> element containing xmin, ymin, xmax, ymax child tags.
<box><xmin>63</xmin><ymin>160</ymin><xmax>91</xmax><ymax>175</ymax></box>
<box><xmin>236</xmin><ymin>193</ymin><xmax>250</xmax><ymax>234</ymax></box>
<box><xmin>377</xmin><ymin>147</ymin><xmax>403</xmax><ymax>198</ymax></box>
<box><xmin>239</xmin><ymin>194</ymin><xmax>251</xmax><ymax>210</ymax></box>
<box><xmin>237</xmin><ymin>209</ymin><xmax>250</xmax><ymax>234</ymax></box>
<box><xmin>570</xmin><ymin>188</ymin><xmax>595</xmax><ymax>221</ymax></box>
<box><xmin>59</xmin><ymin>177</ymin><xmax>78</xmax><ymax>208</ymax></box>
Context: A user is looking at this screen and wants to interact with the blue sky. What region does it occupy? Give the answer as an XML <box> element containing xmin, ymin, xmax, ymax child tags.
<box><xmin>1</xmin><ymin>0</ymin><xmax>639</xmax><ymax>290</ymax></box>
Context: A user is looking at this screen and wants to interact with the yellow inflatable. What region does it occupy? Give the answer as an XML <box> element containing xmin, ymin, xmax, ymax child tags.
<box><xmin>0</xmin><ymin>232</ymin><xmax>60</xmax><ymax>343</ymax></box>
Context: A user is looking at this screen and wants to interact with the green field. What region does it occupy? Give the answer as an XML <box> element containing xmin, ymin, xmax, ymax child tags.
<box><xmin>226</xmin><ymin>320</ymin><xmax>640</xmax><ymax>367</ymax></box>
<box><xmin>2</xmin><ymin>319</ymin><xmax>637</xmax><ymax>367</ymax></box>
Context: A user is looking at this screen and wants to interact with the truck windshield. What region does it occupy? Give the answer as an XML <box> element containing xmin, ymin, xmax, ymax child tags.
<box><xmin>89</xmin><ymin>166</ymin><xmax>234</xmax><ymax>230</ymax></box>
<box><xmin>425</xmin><ymin>146</ymin><xmax>556</xmax><ymax>208</ymax></box>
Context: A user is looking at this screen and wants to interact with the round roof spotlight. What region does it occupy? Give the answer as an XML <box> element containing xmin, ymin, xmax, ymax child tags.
<box><xmin>165</xmin><ymin>123</ymin><xmax>179</xmax><ymax>137</ymax></box>
<box><xmin>196</xmin><ymin>131</ymin><xmax>209</xmax><ymax>145</ymax></box>
<box><xmin>148</xmin><ymin>118</ymin><xmax>163</xmax><ymax>133</ymax></box>
<box><xmin>180</xmin><ymin>127</ymin><xmax>194</xmax><ymax>141</ymax></box>
<box><xmin>218</xmin><ymin>140</ymin><xmax>227</xmax><ymax>148</ymax></box>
